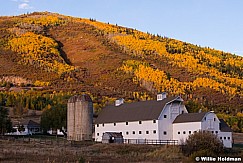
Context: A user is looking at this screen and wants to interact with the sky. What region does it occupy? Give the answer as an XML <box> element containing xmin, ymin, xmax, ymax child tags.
<box><xmin>1</xmin><ymin>0</ymin><xmax>243</xmax><ymax>57</ymax></box>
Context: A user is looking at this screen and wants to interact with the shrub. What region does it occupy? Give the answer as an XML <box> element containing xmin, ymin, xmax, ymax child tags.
<box><xmin>182</xmin><ymin>130</ymin><xmax>224</xmax><ymax>157</ymax></box>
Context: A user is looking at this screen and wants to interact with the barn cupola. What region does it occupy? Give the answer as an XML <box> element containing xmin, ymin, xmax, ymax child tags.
<box><xmin>157</xmin><ymin>92</ymin><xmax>167</xmax><ymax>101</ymax></box>
<box><xmin>115</xmin><ymin>98</ymin><xmax>124</xmax><ymax>106</ymax></box>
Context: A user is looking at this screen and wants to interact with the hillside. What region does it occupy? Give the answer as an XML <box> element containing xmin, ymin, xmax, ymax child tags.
<box><xmin>0</xmin><ymin>12</ymin><xmax>242</xmax><ymax>120</ymax></box>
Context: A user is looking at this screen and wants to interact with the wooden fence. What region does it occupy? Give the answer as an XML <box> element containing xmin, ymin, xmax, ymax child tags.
<box><xmin>0</xmin><ymin>135</ymin><xmax>69</xmax><ymax>146</ymax></box>
<box><xmin>1</xmin><ymin>136</ymin><xmax>178</xmax><ymax>146</ymax></box>
<box><xmin>123</xmin><ymin>139</ymin><xmax>178</xmax><ymax>145</ymax></box>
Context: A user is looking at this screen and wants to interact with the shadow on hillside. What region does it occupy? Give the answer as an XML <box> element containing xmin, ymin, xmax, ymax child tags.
<box><xmin>56</xmin><ymin>40</ymin><xmax>72</xmax><ymax>65</ymax></box>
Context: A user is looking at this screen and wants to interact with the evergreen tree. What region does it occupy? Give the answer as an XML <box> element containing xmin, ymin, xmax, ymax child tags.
<box><xmin>0</xmin><ymin>106</ymin><xmax>13</xmax><ymax>135</ymax></box>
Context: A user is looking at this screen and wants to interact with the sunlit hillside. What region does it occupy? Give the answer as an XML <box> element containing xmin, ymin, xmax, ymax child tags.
<box><xmin>0</xmin><ymin>12</ymin><xmax>242</xmax><ymax>132</ymax></box>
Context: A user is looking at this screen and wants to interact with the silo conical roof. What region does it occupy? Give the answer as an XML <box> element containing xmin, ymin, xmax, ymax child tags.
<box><xmin>68</xmin><ymin>94</ymin><xmax>92</xmax><ymax>103</ymax></box>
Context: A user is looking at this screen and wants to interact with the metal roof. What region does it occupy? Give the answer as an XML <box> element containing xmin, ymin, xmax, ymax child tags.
<box><xmin>219</xmin><ymin>119</ymin><xmax>232</xmax><ymax>132</ymax></box>
<box><xmin>95</xmin><ymin>96</ymin><xmax>182</xmax><ymax>124</ymax></box>
<box><xmin>26</xmin><ymin>120</ymin><xmax>40</xmax><ymax>127</ymax></box>
<box><xmin>173</xmin><ymin>112</ymin><xmax>208</xmax><ymax>123</ymax></box>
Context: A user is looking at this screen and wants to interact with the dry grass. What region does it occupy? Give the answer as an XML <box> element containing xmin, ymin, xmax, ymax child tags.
<box><xmin>1</xmin><ymin>136</ymin><xmax>242</xmax><ymax>163</ymax></box>
<box><xmin>0</xmin><ymin>138</ymin><xmax>186</xmax><ymax>163</ymax></box>
<box><xmin>233</xmin><ymin>133</ymin><xmax>243</xmax><ymax>144</ymax></box>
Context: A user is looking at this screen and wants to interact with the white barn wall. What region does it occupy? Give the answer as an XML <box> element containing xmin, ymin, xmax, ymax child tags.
<box><xmin>95</xmin><ymin>120</ymin><xmax>159</xmax><ymax>142</ymax></box>
<box><xmin>173</xmin><ymin>112</ymin><xmax>232</xmax><ymax>148</ymax></box>
<box><xmin>173</xmin><ymin>122</ymin><xmax>201</xmax><ymax>144</ymax></box>
<box><xmin>201</xmin><ymin>112</ymin><xmax>220</xmax><ymax>132</ymax></box>
<box><xmin>218</xmin><ymin>132</ymin><xmax>232</xmax><ymax>148</ymax></box>
<box><xmin>158</xmin><ymin>102</ymin><xmax>188</xmax><ymax>140</ymax></box>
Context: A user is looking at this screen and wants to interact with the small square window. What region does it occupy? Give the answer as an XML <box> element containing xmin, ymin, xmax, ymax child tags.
<box><xmin>224</xmin><ymin>137</ymin><xmax>226</xmax><ymax>140</ymax></box>
<box><xmin>139</xmin><ymin>131</ymin><xmax>142</xmax><ymax>134</ymax></box>
<box><xmin>183</xmin><ymin>131</ymin><xmax>186</xmax><ymax>134</ymax></box>
<box><xmin>102</xmin><ymin>123</ymin><xmax>104</xmax><ymax>127</ymax></box>
<box><xmin>153</xmin><ymin>130</ymin><xmax>156</xmax><ymax>134</ymax></box>
<box><xmin>97</xmin><ymin>133</ymin><xmax>99</xmax><ymax>136</ymax></box>
<box><xmin>204</xmin><ymin>117</ymin><xmax>206</xmax><ymax>120</ymax></box>
<box><xmin>146</xmin><ymin>131</ymin><xmax>149</xmax><ymax>134</ymax></box>
<box><xmin>228</xmin><ymin>137</ymin><xmax>230</xmax><ymax>140</ymax></box>
<box><xmin>194</xmin><ymin>131</ymin><xmax>197</xmax><ymax>133</ymax></box>
<box><xmin>133</xmin><ymin>131</ymin><xmax>135</xmax><ymax>134</ymax></box>
<box><xmin>215</xmin><ymin>131</ymin><xmax>218</xmax><ymax>134</ymax></box>
<box><xmin>182</xmin><ymin>111</ymin><xmax>184</xmax><ymax>114</ymax></box>
<box><xmin>164</xmin><ymin>115</ymin><xmax>167</xmax><ymax>118</ymax></box>
<box><xmin>139</xmin><ymin>121</ymin><xmax>142</xmax><ymax>124</ymax></box>
<box><xmin>97</xmin><ymin>124</ymin><xmax>99</xmax><ymax>127</ymax></box>
<box><xmin>153</xmin><ymin>120</ymin><xmax>156</xmax><ymax>123</ymax></box>
<box><xmin>214</xmin><ymin>118</ymin><xmax>216</xmax><ymax>121</ymax></box>
<box><xmin>212</xmin><ymin>131</ymin><xmax>214</xmax><ymax>134</ymax></box>
<box><xmin>126</xmin><ymin>131</ymin><xmax>129</xmax><ymax>135</ymax></box>
<box><xmin>163</xmin><ymin>131</ymin><xmax>167</xmax><ymax>135</ymax></box>
<box><xmin>114</xmin><ymin>123</ymin><xmax>116</xmax><ymax>126</ymax></box>
<box><xmin>189</xmin><ymin>131</ymin><xmax>191</xmax><ymax>134</ymax></box>
<box><xmin>220</xmin><ymin>137</ymin><xmax>222</xmax><ymax>140</ymax></box>
<box><xmin>178</xmin><ymin>132</ymin><xmax>180</xmax><ymax>135</ymax></box>
<box><xmin>126</xmin><ymin>122</ymin><xmax>128</xmax><ymax>125</ymax></box>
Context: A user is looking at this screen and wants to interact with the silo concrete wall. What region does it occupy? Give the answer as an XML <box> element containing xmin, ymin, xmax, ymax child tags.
<box><xmin>67</xmin><ymin>101</ymin><xmax>75</xmax><ymax>140</ymax></box>
<box><xmin>67</xmin><ymin>94</ymin><xmax>93</xmax><ymax>141</ymax></box>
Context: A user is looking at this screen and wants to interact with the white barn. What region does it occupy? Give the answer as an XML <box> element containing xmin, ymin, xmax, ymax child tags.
<box><xmin>173</xmin><ymin>111</ymin><xmax>232</xmax><ymax>148</ymax></box>
<box><xmin>94</xmin><ymin>94</ymin><xmax>232</xmax><ymax>148</ymax></box>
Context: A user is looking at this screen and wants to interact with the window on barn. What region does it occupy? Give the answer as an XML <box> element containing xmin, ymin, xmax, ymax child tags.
<box><xmin>153</xmin><ymin>120</ymin><xmax>156</xmax><ymax>123</ymax></box>
<box><xmin>189</xmin><ymin>131</ymin><xmax>191</xmax><ymax>134</ymax></box>
<box><xmin>220</xmin><ymin>137</ymin><xmax>222</xmax><ymax>140</ymax></box>
<box><xmin>214</xmin><ymin>118</ymin><xmax>216</xmax><ymax>121</ymax></box>
<box><xmin>146</xmin><ymin>131</ymin><xmax>149</xmax><ymax>134</ymax></box>
<box><xmin>126</xmin><ymin>122</ymin><xmax>128</xmax><ymax>125</ymax></box>
<box><xmin>224</xmin><ymin>137</ymin><xmax>226</xmax><ymax>140</ymax></box>
<box><xmin>114</xmin><ymin>123</ymin><xmax>116</xmax><ymax>126</ymax></box>
<box><xmin>139</xmin><ymin>131</ymin><xmax>142</xmax><ymax>134</ymax></box>
<box><xmin>97</xmin><ymin>133</ymin><xmax>99</xmax><ymax>136</ymax></box>
<box><xmin>216</xmin><ymin>131</ymin><xmax>218</xmax><ymax>134</ymax></box>
<box><xmin>139</xmin><ymin>121</ymin><xmax>142</xmax><ymax>124</ymax></box>
<box><xmin>153</xmin><ymin>130</ymin><xmax>156</xmax><ymax>134</ymax></box>
<box><xmin>182</xmin><ymin>111</ymin><xmax>184</xmax><ymax>114</ymax></box>
<box><xmin>204</xmin><ymin>117</ymin><xmax>206</xmax><ymax>120</ymax></box>
<box><xmin>183</xmin><ymin>131</ymin><xmax>186</xmax><ymax>134</ymax></box>
<box><xmin>212</xmin><ymin>131</ymin><xmax>214</xmax><ymax>134</ymax></box>
<box><xmin>164</xmin><ymin>115</ymin><xmax>167</xmax><ymax>118</ymax></box>
<box><xmin>97</xmin><ymin>124</ymin><xmax>99</xmax><ymax>127</ymax></box>
<box><xmin>132</xmin><ymin>131</ymin><xmax>135</xmax><ymax>134</ymax></box>
<box><xmin>228</xmin><ymin>137</ymin><xmax>230</xmax><ymax>140</ymax></box>
<box><xmin>178</xmin><ymin>131</ymin><xmax>180</xmax><ymax>134</ymax></box>
<box><xmin>102</xmin><ymin>123</ymin><xmax>104</xmax><ymax>127</ymax></box>
<box><xmin>163</xmin><ymin>131</ymin><xmax>167</xmax><ymax>135</ymax></box>
<box><xmin>126</xmin><ymin>132</ymin><xmax>129</xmax><ymax>135</ymax></box>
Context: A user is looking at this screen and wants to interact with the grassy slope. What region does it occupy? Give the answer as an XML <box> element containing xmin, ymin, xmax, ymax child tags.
<box><xmin>48</xmin><ymin>21</ymin><xmax>148</xmax><ymax>96</ymax></box>
<box><xmin>0</xmin><ymin>12</ymin><xmax>242</xmax><ymax>110</ymax></box>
